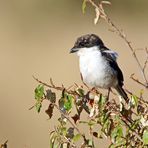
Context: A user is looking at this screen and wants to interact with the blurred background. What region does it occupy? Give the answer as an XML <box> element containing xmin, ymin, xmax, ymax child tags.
<box><xmin>0</xmin><ymin>0</ymin><xmax>148</xmax><ymax>147</ymax></box>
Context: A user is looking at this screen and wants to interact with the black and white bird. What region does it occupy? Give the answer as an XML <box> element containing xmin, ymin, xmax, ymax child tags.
<box><xmin>70</xmin><ymin>34</ymin><xmax>128</xmax><ymax>103</ymax></box>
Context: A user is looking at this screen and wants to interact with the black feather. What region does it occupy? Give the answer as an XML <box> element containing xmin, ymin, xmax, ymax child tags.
<box><xmin>101</xmin><ymin>48</ymin><xmax>124</xmax><ymax>87</ymax></box>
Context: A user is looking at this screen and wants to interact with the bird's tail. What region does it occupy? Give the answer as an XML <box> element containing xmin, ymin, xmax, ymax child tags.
<box><xmin>115</xmin><ymin>85</ymin><xmax>129</xmax><ymax>103</ymax></box>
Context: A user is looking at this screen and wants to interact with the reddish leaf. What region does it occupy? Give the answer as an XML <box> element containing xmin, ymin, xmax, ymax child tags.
<box><xmin>71</xmin><ymin>114</ymin><xmax>80</xmax><ymax>124</ymax></box>
<box><xmin>45</xmin><ymin>104</ymin><xmax>54</xmax><ymax>119</ymax></box>
<box><xmin>89</xmin><ymin>99</ymin><xmax>94</xmax><ymax>107</ymax></box>
<box><xmin>93</xmin><ymin>132</ymin><xmax>98</xmax><ymax>138</ymax></box>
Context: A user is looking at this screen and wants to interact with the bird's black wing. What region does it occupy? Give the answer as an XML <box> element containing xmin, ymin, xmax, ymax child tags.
<box><xmin>101</xmin><ymin>48</ymin><xmax>124</xmax><ymax>87</ymax></box>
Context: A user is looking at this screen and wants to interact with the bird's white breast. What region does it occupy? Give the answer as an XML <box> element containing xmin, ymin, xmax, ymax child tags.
<box><xmin>77</xmin><ymin>47</ymin><xmax>117</xmax><ymax>88</ymax></box>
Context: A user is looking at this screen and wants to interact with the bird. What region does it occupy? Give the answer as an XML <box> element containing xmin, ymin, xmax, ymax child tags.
<box><xmin>70</xmin><ymin>34</ymin><xmax>128</xmax><ymax>103</ymax></box>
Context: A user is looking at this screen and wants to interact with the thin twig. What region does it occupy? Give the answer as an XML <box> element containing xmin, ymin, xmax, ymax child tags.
<box><xmin>143</xmin><ymin>48</ymin><xmax>148</xmax><ymax>73</ymax></box>
<box><xmin>29</xmin><ymin>105</ymin><xmax>35</xmax><ymax>110</ymax></box>
<box><xmin>0</xmin><ymin>140</ymin><xmax>8</xmax><ymax>148</ymax></box>
<box><xmin>33</xmin><ymin>76</ymin><xmax>76</xmax><ymax>95</ymax></box>
<box><xmin>130</xmin><ymin>74</ymin><xmax>148</xmax><ymax>88</ymax></box>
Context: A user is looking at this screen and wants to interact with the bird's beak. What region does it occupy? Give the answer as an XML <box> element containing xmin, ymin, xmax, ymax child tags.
<box><xmin>70</xmin><ymin>47</ymin><xmax>79</xmax><ymax>53</ymax></box>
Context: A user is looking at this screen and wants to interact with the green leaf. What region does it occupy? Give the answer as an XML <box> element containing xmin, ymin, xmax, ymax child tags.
<box><xmin>102</xmin><ymin>117</ymin><xmax>111</xmax><ymax>135</ymax></box>
<box><xmin>131</xmin><ymin>95</ymin><xmax>138</xmax><ymax>107</ymax></box>
<box><xmin>88</xmin><ymin>120</ymin><xmax>96</xmax><ymax>128</ymax></box>
<box><xmin>116</xmin><ymin>137</ymin><xmax>126</xmax><ymax>146</ymax></box>
<box><xmin>79</xmin><ymin>120</ymin><xmax>88</xmax><ymax>124</ymax></box>
<box><xmin>130</xmin><ymin>118</ymin><xmax>140</xmax><ymax>130</ymax></box>
<box><xmin>63</xmin><ymin>94</ymin><xmax>73</xmax><ymax>111</ymax></box>
<box><xmin>100</xmin><ymin>112</ymin><xmax>109</xmax><ymax>125</ymax></box>
<box><xmin>60</xmin><ymin>90</ymin><xmax>73</xmax><ymax>111</ymax></box>
<box><xmin>116</xmin><ymin>126</ymin><xmax>123</xmax><ymax>137</ymax></box>
<box><xmin>50</xmin><ymin>131</ymin><xmax>57</xmax><ymax>148</ymax></box>
<box><xmin>87</xmin><ymin>139</ymin><xmax>94</xmax><ymax>147</ymax></box>
<box><xmin>88</xmin><ymin>139</ymin><xmax>93</xmax><ymax>146</ymax></box>
<box><xmin>58</xmin><ymin>117</ymin><xmax>67</xmax><ymax>125</ymax></box>
<box><xmin>109</xmin><ymin>144</ymin><xmax>115</xmax><ymax>148</ymax></box>
<box><xmin>79</xmin><ymin>120</ymin><xmax>96</xmax><ymax>129</ymax></box>
<box><xmin>143</xmin><ymin>129</ymin><xmax>148</xmax><ymax>145</ymax></box>
<box><xmin>82</xmin><ymin>0</ymin><xmax>87</xmax><ymax>14</ymax></box>
<box><xmin>72</xmin><ymin>134</ymin><xmax>81</xmax><ymax>142</ymax></box>
<box><xmin>109</xmin><ymin>138</ymin><xmax>126</xmax><ymax>147</ymax></box>
<box><xmin>99</xmin><ymin>95</ymin><xmax>107</xmax><ymax>109</ymax></box>
<box><xmin>61</xmin><ymin>127</ymin><xmax>67</xmax><ymax>136</ymax></box>
<box><xmin>34</xmin><ymin>85</ymin><xmax>44</xmax><ymax>101</ymax></box>
<box><xmin>111</xmin><ymin>126</ymin><xmax>123</xmax><ymax>142</ymax></box>
<box><xmin>35</xmin><ymin>102</ymin><xmax>42</xmax><ymax>113</ymax></box>
<box><xmin>76</xmin><ymin>88</ymin><xmax>85</xmax><ymax>96</ymax></box>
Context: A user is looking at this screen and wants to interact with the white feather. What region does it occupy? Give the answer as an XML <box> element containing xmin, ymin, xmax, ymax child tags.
<box><xmin>77</xmin><ymin>46</ymin><xmax>118</xmax><ymax>88</ymax></box>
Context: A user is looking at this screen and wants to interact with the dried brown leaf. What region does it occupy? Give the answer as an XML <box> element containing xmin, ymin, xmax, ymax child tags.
<box><xmin>94</xmin><ymin>8</ymin><xmax>100</xmax><ymax>24</ymax></box>
<box><xmin>45</xmin><ymin>104</ymin><xmax>54</xmax><ymax>119</ymax></box>
<box><xmin>71</xmin><ymin>114</ymin><xmax>80</xmax><ymax>124</ymax></box>
<box><xmin>101</xmin><ymin>1</ymin><xmax>111</xmax><ymax>5</ymax></box>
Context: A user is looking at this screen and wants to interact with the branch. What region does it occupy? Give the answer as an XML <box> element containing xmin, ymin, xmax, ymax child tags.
<box><xmin>87</xmin><ymin>0</ymin><xmax>148</xmax><ymax>87</ymax></box>
<box><xmin>53</xmin><ymin>103</ymin><xmax>87</xmax><ymax>143</ymax></box>
<box><xmin>143</xmin><ymin>48</ymin><xmax>148</xmax><ymax>73</ymax></box>
<box><xmin>32</xmin><ymin>76</ymin><xmax>77</xmax><ymax>95</ymax></box>
<box><xmin>32</xmin><ymin>77</ymin><xmax>148</xmax><ymax>146</ymax></box>
<box><xmin>0</xmin><ymin>140</ymin><xmax>8</xmax><ymax>148</ymax></box>
<box><xmin>130</xmin><ymin>73</ymin><xmax>148</xmax><ymax>88</ymax></box>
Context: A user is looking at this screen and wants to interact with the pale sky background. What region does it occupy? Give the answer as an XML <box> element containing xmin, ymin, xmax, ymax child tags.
<box><xmin>0</xmin><ymin>0</ymin><xmax>148</xmax><ymax>147</ymax></box>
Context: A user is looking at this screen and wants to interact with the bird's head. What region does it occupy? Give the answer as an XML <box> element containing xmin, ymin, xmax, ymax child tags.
<box><xmin>70</xmin><ymin>34</ymin><xmax>104</xmax><ymax>54</ymax></box>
